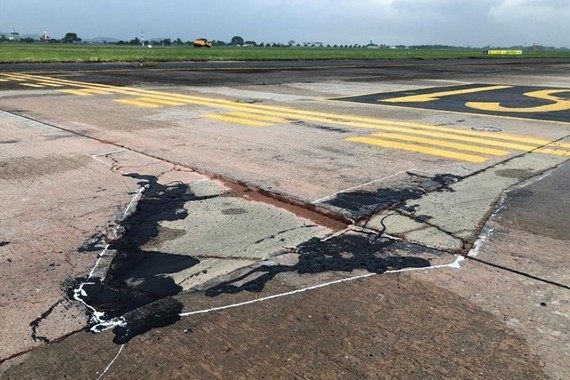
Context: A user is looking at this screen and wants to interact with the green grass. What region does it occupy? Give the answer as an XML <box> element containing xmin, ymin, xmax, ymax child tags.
<box><xmin>1</xmin><ymin>43</ymin><xmax>569</xmax><ymax>63</ymax></box>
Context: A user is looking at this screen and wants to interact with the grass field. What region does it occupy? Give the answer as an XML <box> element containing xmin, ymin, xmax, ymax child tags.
<box><xmin>1</xmin><ymin>43</ymin><xmax>569</xmax><ymax>63</ymax></box>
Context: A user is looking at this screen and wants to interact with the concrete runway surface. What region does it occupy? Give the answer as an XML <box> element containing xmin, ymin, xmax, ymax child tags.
<box><xmin>0</xmin><ymin>59</ymin><xmax>569</xmax><ymax>379</ymax></box>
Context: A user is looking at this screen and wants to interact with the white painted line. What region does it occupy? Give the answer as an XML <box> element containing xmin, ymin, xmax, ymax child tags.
<box><xmin>468</xmin><ymin>226</ymin><xmax>495</xmax><ymax>257</ymax></box>
<box><xmin>312</xmin><ymin>169</ymin><xmax>430</xmax><ymax>204</ymax></box>
<box><xmin>179</xmin><ymin>256</ymin><xmax>465</xmax><ymax>317</ymax></box>
<box><xmin>91</xmin><ymin>149</ymin><xmax>128</xmax><ymax>169</ymax></box>
<box><xmin>96</xmin><ymin>344</ymin><xmax>125</xmax><ymax>380</ymax></box>
<box><xmin>121</xmin><ymin>185</ymin><xmax>148</xmax><ymax>221</ymax></box>
<box><xmin>72</xmin><ymin>157</ymin><xmax>149</xmax><ymax>331</ymax></box>
<box><xmin>92</xmin><ymin>149</ymin><xmax>128</xmax><ymax>158</ymax></box>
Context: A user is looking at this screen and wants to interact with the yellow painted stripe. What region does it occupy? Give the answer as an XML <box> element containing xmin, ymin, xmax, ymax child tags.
<box><xmin>79</xmin><ymin>89</ymin><xmax>111</xmax><ymax>95</ymax></box>
<box><xmin>21</xmin><ymin>83</ymin><xmax>45</xmax><ymax>88</ymax></box>
<box><xmin>114</xmin><ymin>99</ymin><xmax>160</xmax><ymax>108</ymax></box>
<box><xmin>3</xmin><ymin>76</ymin><xmax>25</xmax><ymax>81</ymax></box>
<box><xmin>383</xmin><ymin>85</ymin><xmax>512</xmax><ymax>103</ymax></box>
<box><xmin>136</xmin><ymin>97</ymin><xmax>186</xmax><ymax>106</ymax></box>
<box><xmin>205</xmin><ymin>114</ymin><xmax>272</xmax><ymax>127</ymax></box>
<box><xmin>346</xmin><ymin>137</ymin><xmax>489</xmax><ymax>163</ymax></box>
<box><xmin>10</xmin><ymin>73</ymin><xmax>570</xmax><ymax>153</ymax></box>
<box><xmin>227</xmin><ymin>112</ymin><xmax>289</xmax><ymax>123</ymax></box>
<box><xmin>36</xmin><ymin>82</ymin><xmax>63</xmax><ymax>87</ymax></box>
<box><xmin>0</xmin><ymin>79</ymin><xmax>9</xmax><ymax>82</ymax></box>
<box><xmin>366</xmin><ymin>126</ymin><xmax>540</xmax><ymax>151</ymax></box>
<box><xmin>371</xmin><ymin>132</ymin><xmax>510</xmax><ymax>156</ymax></box>
<box><xmin>61</xmin><ymin>89</ymin><xmax>93</xmax><ymax>96</ymax></box>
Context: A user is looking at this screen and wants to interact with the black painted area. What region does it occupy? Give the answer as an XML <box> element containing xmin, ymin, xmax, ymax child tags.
<box><xmin>73</xmin><ymin>173</ymin><xmax>217</xmax><ymax>342</ymax></box>
<box><xmin>77</xmin><ymin>231</ymin><xmax>106</xmax><ymax>253</ymax></box>
<box><xmin>112</xmin><ymin>297</ymin><xmax>183</xmax><ymax>344</ymax></box>
<box><xmin>333</xmin><ymin>84</ymin><xmax>570</xmax><ymax>122</ymax></box>
<box><xmin>324</xmin><ymin>172</ymin><xmax>460</xmax><ymax>220</ymax></box>
<box><xmin>326</xmin><ymin>187</ymin><xmax>424</xmax><ymax>220</ymax></box>
<box><xmin>0</xmin><ymin>241</ymin><xmax>10</xmax><ymax>247</ymax></box>
<box><xmin>205</xmin><ymin>233</ymin><xmax>430</xmax><ymax>297</ymax></box>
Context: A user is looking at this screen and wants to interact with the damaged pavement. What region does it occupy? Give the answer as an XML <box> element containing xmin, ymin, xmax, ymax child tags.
<box><xmin>1</xmin><ymin>61</ymin><xmax>569</xmax><ymax>379</ymax></box>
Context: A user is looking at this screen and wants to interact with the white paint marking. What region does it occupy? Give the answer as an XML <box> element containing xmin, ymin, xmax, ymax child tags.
<box><xmin>96</xmin><ymin>344</ymin><xmax>125</xmax><ymax>380</ymax></box>
<box><xmin>72</xmin><ymin>152</ymin><xmax>150</xmax><ymax>332</ymax></box>
<box><xmin>91</xmin><ymin>149</ymin><xmax>128</xmax><ymax>169</ymax></box>
<box><xmin>468</xmin><ymin>167</ymin><xmax>557</xmax><ymax>258</ymax></box>
<box><xmin>312</xmin><ymin>169</ymin><xmax>430</xmax><ymax>204</ymax></box>
<box><xmin>179</xmin><ymin>255</ymin><xmax>465</xmax><ymax>317</ymax></box>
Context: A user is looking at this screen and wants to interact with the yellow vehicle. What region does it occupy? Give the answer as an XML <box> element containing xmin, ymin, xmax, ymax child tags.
<box><xmin>192</xmin><ymin>38</ymin><xmax>212</xmax><ymax>48</ymax></box>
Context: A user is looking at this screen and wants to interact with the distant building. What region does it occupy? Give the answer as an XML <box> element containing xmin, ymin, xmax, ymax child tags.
<box><xmin>41</xmin><ymin>32</ymin><xmax>50</xmax><ymax>42</ymax></box>
<box><xmin>9</xmin><ymin>30</ymin><xmax>20</xmax><ymax>41</ymax></box>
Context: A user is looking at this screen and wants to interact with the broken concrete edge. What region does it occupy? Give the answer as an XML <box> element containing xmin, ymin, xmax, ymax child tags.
<box><xmin>361</xmin><ymin>156</ymin><xmax>570</xmax><ymax>256</ymax></box>
<box><xmin>460</xmin><ymin>157</ymin><xmax>570</xmax><ymax>250</ymax></box>
<box><xmin>467</xmin><ymin>160</ymin><xmax>569</xmax><ymax>258</ymax></box>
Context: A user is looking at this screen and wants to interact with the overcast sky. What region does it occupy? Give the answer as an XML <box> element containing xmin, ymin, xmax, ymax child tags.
<box><xmin>1</xmin><ymin>0</ymin><xmax>569</xmax><ymax>47</ymax></box>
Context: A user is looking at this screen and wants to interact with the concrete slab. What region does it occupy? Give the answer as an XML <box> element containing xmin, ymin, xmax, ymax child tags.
<box><xmin>469</xmin><ymin>160</ymin><xmax>570</xmax><ymax>286</ymax></box>
<box><xmin>418</xmin><ymin>260</ymin><xmax>569</xmax><ymax>379</ymax></box>
<box><xmin>1</xmin><ymin>61</ymin><xmax>569</xmax><ymax>378</ymax></box>
<box><xmin>1</xmin><ymin>268</ymin><xmax>550</xmax><ymax>380</ymax></box>
<box><xmin>155</xmin><ymin>196</ymin><xmax>330</xmax><ymax>261</ymax></box>
<box><xmin>366</xmin><ymin>151</ymin><xmax>569</xmax><ymax>251</ymax></box>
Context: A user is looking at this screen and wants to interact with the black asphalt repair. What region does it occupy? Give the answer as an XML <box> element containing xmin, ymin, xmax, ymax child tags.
<box><xmin>323</xmin><ymin>172</ymin><xmax>461</xmax><ymax>221</ymax></box>
<box><xmin>67</xmin><ymin>171</ymin><xmax>460</xmax><ymax>343</ymax></box>
<box><xmin>332</xmin><ymin>84</ymin><xmax>570</xmax><ymax>122</ymax></box>
<box><xmin>205</xmin><ymin>233</ymin><xmax>432</xmax><ymax>297</ymax></box>
<box><xmin>72</xmin><ymin>174</ymin><xmax>211</xmax><ymax>342</ymax></box>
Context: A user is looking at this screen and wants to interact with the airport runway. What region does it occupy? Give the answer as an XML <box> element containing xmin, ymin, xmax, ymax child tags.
<box><xmin>1</xmin><ymin>60</ymin><xmax>569</xmax><ymax>379</ymax></box>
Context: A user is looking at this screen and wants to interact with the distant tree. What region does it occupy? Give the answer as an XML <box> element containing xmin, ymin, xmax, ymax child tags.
<box><xmin>161</xmin><ymin>38</ymin><xmax>172</xmax><ymax>46</ymax></box>
<box><xmin>128</xmin><ymin>37</ymin><xmax>141</xmax><ymax>45</ymax></box>
<box><xmin>20</xmin><ymin>37</ymin><xmax>37</xmax><ymax>43</ymax></box>
<box><xmin>244</xmin><ymin>40</ymin><xmax>257</xmax><ymax>46</ymax></box>
<box><xmin>231</xmin><ymin>36</ymin><xmax>244</xmax><ymax>45</ymax></box>
<box><xmin>174</xmin><ymin>38</ymin><xmax>183</xmax><ymax>45</ymax></box>
<box><xmin>62</xmin><ymin>32</ymin><xmax>81</xmax><ymax>43</ymax></box>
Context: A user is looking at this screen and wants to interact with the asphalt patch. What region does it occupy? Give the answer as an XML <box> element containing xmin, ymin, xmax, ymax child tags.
<box><xmin>323</xmin><ymin>172</ymin><xmax>460</xmax><ymax>220</ymax></box>
<box><xmin>72</xmin><ymin>173</ymin><xmax>216</xmax><ymax>342</ymax></box>
<box><xmin>112</xmin><ymin>297</ymin><xmax>183</xmax><ymax>344</ymax></box>
<box><xmin>205</xmin><ymin>232</ymin><xmax>430</xmax><ymax>297</ymax></box>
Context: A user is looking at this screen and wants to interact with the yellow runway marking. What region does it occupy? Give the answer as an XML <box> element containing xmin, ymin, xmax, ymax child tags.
<box><xmin>226</xmin><ymin>112</ymin><xmax>289</xmax><ymax>124</ymax></box>
<box><xmin>370</xmin><ymin>132</ymin><xmax>510</xmax><ymax>156</ymax></box>
<box><xmin>346</xmin><ymin>137</ymin><xmax>488</xmax><ymax>163</ymax></box>
<box><xmin>383</xmin><ymin>85</ymin><xmax>512</xmax><ymax>103</ymax></box>
<box><xmin>3</xmin><ymin>76</ymin><xmax>25</xmax><ymax>81</ymax></box>
<box><xmin>36</xmin><ymin>82</ymin><xmax>63</xmax><ymax>87</ymax></box>
<box><xmin>135</xmin><ymin>97</ymin><xmax>186</xmax><ymax>106</ymax></box>
<box><xmin>114</xmin><ymin>99</ymin><xmax>160</xmax><ymax>108</ymax></box>
<box><xmin>79</xmin><ymin>89</ymin><xmax>111</xmax><ymax>95</ymax></box>
<box><xmin>4</xmin><ymin>73</ymin><xmax>569</xmax><ymax>162</ymax></box>
<box><xmin>467</xmin><ymin>89</ymin><xmax>570</xmax><ymax>113</ymax></box>
<box><xmin>21</xmin><ymin>83</ymin><xmax>45</xmax><ymax>88</ymax></box>
<box><xmin>61</xmin><ymin>89</ymin><xmax>94</xmax><ymax>96</ymax></box>
<box><xmin>205</xmin><ymin>114</ymin><xmax>272</xmax><ymax>127</ymax></box>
